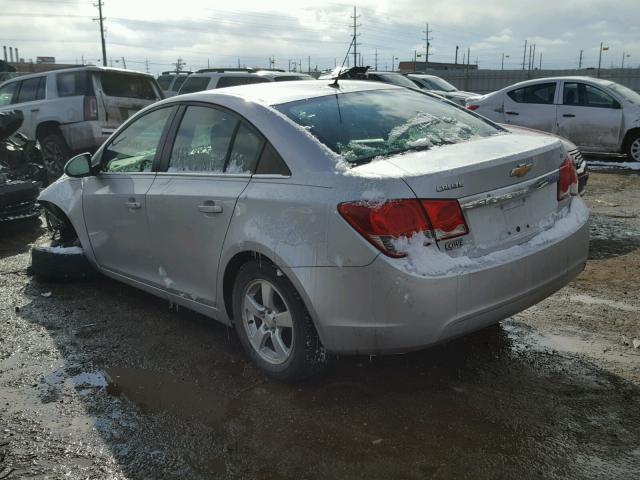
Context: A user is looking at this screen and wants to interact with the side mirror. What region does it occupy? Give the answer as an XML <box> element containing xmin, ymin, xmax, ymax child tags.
<box><xmin>64</xmin><ymin>153</ymin><xmax>92</xmax><ymax>178</ymax></box>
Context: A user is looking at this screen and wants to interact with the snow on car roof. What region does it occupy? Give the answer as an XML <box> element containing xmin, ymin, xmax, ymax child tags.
<box><xmin>175</xmin><ymin>79</ymin><xmax>403</xmax><ymax>106</ymax></box>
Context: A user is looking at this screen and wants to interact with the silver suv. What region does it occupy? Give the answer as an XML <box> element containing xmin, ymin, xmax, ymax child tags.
<box><xmin>178</xmin><ymin>69</ymin><xmax>269</xmax><ymax>95</ymax></box>
<box><xmin>0</xmin><ymin>66</ymin><xmax>163</xmax><ymax>178</ymax></box>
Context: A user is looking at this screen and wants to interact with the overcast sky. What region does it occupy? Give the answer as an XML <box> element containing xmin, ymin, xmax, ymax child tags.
<box><xmin>1</xmin><ymin>0</ymin><xmax>639</xmax><ymax>74</ymax></box>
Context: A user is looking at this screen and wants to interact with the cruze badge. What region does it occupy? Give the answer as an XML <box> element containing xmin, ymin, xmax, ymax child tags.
<box><xmin>510</xmin><ymin>163</ymin><xmax>533</xmax><ymax>178</ymax></box>
<box><xmin>436</xmin><ymin>181</ymin><xmax>464</xmax><ymax>192</ymax></box>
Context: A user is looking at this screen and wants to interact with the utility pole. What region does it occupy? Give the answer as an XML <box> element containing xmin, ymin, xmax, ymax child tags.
<box><xmin>597</xmin><ymin>42</ymin><xmax>606</xmax><ymax>78</ymax></box>
<box><xmin>578</xmin><ymin>49</ymin><xmax>583</xmax><ymax>69</ymax></box>
<box><xmin>121</xmin><ymin>56</ymin><xmax>126</xmax><ymax>69</ymax></box>
<box><xmin>455</xmin><ymin>45</ymin><xmax>459</xmax><ymax>64</ymax></box>
<box><xmin>522</xmin><ymin>39</ymin><xmax>527</xmax><ymax>70</ymax></box>
<box><xmin>145</xmin><ymin>57</ymin><xmax>149</xmax><ymax>73</ymax></box>
<box><xmin>423</xmin><ymin>23</ymin><xmax>433</xmax><ymax>71</ymax></box>
<box><xmin>531</xmin><ymin>44</ymin><xmax>536</xmax><ymax>71</ymax></box>
<box><xmin>501</xmin><ymin>52</ymin><xmax>504</xmax><ymax>70</ymax></box>
<box><xmin>539</xmin><ymin>53</ymin><xmax>542</xmax><ymax>70</ymax></box>
<box><xmin>528</xmin><ymin>44</ymin><xmax>532</xmax><ymax>71</ymax></box>
<box><xmin>93</xmin><ymin>1</ymin><xmax>107</xmax><ymax>67</ymax></box>
<box><xmin>308</xmin><ymin>55</ymin><xmax>311</xmax><ymax>73</ymax></box>
<box><xmin>351</xmin><ymin>6</ymin><xmax>360</xmax><ymax>69</ymax></box>
<box><xmin>622</xmin><ymin>51</ymin><xmax>628</xmax><ymax>68</ymax></box>
<box><xmin>374</xmin><ymin>48</ymin><xmax>378</xmax><ymax>70</ymax></box>
<box><xmin>413</xmin><ymin>50</ymin><xmax>417</xmax><ymax>72</ymax></box>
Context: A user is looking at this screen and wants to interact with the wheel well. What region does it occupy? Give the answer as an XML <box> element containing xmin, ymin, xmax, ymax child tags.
<box><xmin>39</xmin><ymin>200</ymin><xmax>79</xmax><ymax>244</ymax></box>
<box><xmin>36</xmin><ymin>121</ymin><xmax>62</xmax><ymax>142</ymax></box>
<box><xmin>222</xmin><ymin>251</ymin><xmax>276</xmax><ymax>323</ymax></box>
<box><xmin>622</xmin><ymin>127</ymin><xmax>640</xmax><ymax>153</ymax></box>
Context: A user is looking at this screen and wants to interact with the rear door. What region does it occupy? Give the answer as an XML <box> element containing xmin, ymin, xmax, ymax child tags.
<box><xmin>501</xmin><ymin>81</ymin><xmax>558</xmax><ymax>132</ymax></box>
<box><xmin>0</xmin><ymin>77</ymin><xmax>46</xmax><ymax>139</ymax></box>
<box><xmin>83</xmin><ymin>105</ymin><xmax>177</xmax><ymax>283</ymax></box>
<box><xmin>556</xmin><ymin>81</ymin><xmax>623</xmax><ymax>151</ymax></box>
<box><xmin>146</xmin><ymin>103</ymin><xmax>264</xmax><ymax>307</ymax></box>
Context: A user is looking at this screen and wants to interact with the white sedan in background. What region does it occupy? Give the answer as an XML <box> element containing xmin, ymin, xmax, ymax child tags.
<box><xmin>466</xmin><ymin>76</ymin><xmax>640</xmax><ymax>161</ymax></box>
<box><xmin>407</xmin><ymin>74</ymin><xmax>477</xmax><ymax>106</ymax></box>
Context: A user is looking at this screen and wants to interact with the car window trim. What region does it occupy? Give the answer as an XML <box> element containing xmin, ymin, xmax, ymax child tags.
<box><xmin>156</xmin><ymin>100</ymin><xmax>272</xmax><ymax>176</ymax></box>
<box><xmin>507</xmin><ymin>81</ymin><xmax>557</xmax><ymax>105</ymax></box>
<box><xmin>561</xmin><ymin>81</ymin><xmax>620</xmax><ymax>109</ymax></box>
<box><xmin>95</xmin><ymin>104</ymin><xmax>180</xmax><ymax>175</ymax></box>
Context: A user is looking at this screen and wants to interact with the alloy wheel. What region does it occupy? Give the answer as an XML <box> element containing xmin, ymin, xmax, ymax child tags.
<box><xmin>630</xmin><ymin>138</ymin><xmax>640</xmax><ymax>162</ymax></box>
<box><xmin>241</xmin><ymin>279</ymin><xmax>294</xmax><ymax>365</ymax></box>
<box><xmin>42</xmin><ymin>141</ymin><xmax>65</xmax><ymax>179</ymax></box>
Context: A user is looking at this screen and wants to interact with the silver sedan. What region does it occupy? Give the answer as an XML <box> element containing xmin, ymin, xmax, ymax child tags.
<box><xmin>38</xmin><ymin>80</ymin><xmax>589</xmax><ymax>381</ymax></box>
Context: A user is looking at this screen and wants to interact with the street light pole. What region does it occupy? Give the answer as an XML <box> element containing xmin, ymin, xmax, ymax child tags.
<box><xmin>597</xmin><ymin>42</ymin><xmax>603</xmax><ymax>78</ymax></box>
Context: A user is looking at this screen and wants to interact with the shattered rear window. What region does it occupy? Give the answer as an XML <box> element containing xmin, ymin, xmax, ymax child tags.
<box><xmin>99</xmin><ymin>72</ymin><xmax>159</xmax><ymax>100</ymax></box>
<box><xmin>274</xmin><ymin>89</ymin><xmax>499</xmax><ymax>164</ymax></box>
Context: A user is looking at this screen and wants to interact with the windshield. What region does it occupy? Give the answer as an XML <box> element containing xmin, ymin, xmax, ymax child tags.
<box><xmin>372</xmin><ymin>73</ymin><xmax>419</xmax><ymax>89</ymax></box>
<box><xmin>157</xmin><ymin>75</ymin><xmax>173</xmax><ymax>90</ymax></box>
<box><xmin>274</xmin><ymin>88</ymin><xmax>498</xmax><ymax>164</ymax></box>
<box><xmin>419</xmin><ymin>76</ymin><xmax>457</xmax><ymax>92</ymax></box>
<box><xmin>608</xmin><ymin>83</ymin><xmax>640</xmax><ymax>104</ymax></box>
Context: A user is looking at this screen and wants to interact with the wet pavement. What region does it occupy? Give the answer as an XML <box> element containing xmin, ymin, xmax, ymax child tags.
<box><xmin>1</xmin><ymin>170</ymin><xmax>640</xmax><ymax>479</ymax></box>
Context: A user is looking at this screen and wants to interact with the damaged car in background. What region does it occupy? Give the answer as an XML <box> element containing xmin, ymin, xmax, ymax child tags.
<box><xmin>33</xmin><ymin>81</ymin><xmax>589</xmax><ymax>381</ymax></box>
<box><xmin>0</xmin><ymin>110</ymin><xmax>46</xmax><ymax>223</ymax></box>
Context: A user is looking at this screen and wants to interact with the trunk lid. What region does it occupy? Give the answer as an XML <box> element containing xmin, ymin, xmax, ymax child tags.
<box><xmin>354</xmin><ymin>132</ymin><xmax>567</xmax><ymax>256</ymax></box>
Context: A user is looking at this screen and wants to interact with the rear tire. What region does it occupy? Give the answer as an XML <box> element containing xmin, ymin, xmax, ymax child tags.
<box><xmin>626</xmin><ymin>131</ymin><xmax>640</xmax><ymax>162</ymax></box>
<box><xmin>31</xmin><ymin>243</ymin><xmax>98</xmax><ymax>282</ymax></box>
<box><xmin>232</xmin><ymin>259</ymin><xmax>327</xmax><ymax>382</ymax></box>
<box><xmin>40</xmin><ymin>133</ymin><xmax>71</xmax><ymax>180</ymax></box>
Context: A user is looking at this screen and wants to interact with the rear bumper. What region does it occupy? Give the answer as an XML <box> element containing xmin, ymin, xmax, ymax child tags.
<box><xmin>291</xmin><ymin>200</ymin><xmax>589</xmax><ymax>354</ymax></box>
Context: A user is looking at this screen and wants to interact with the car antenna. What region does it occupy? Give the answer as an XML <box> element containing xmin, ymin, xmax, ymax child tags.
<box><xmin>330</xmin><ymin>36</ymin><xmax>356</xmax><ymax>88</ymax></box>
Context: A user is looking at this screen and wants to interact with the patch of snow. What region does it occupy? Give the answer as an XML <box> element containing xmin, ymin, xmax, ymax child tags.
<box><xmin>586</xmin><ymin>160</ymin><xmax>640</xmax><ymax>171</ymax></box>
<box><xmin>360</xmin><ymin>188</ymin><xmax>387</xmax><ymax>207</ymax></box>
<box><xmin>38</xmin><ymin>245</ymin><xmax>83</xmax><ymax>255</ymax></box>
<box><xmin>158</xmin><ymin>266</ymin><xmax>175</xmax><ymax>289</ymax></box>
<box><xmin>69</xmin><ymin>371</ymin><xmax>108</xmax><ymax>388</ymax></box>
<box><xmin>393</xmin><ymin>197</ymin><xmax>589</xmax><ymax>277</ymax></box>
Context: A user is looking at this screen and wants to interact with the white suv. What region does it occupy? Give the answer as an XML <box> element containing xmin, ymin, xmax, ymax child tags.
<box><xmin>178</xmin><ymin>69</ymin><xmax>270</xmax><ymax>94</ymax></box>
<box><xmin>0</xmin><ymin>66</ymin><xmax>163</xmax><ymax>178</ymax></box>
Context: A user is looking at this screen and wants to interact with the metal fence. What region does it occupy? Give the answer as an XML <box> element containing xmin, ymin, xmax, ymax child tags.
<box><xmin>429</xmin><ymin>68</ymin><xmax>640</xmax><ymax>94</ymax></box>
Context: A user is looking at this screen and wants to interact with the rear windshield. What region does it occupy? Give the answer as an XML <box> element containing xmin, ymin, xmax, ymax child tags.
<box><xmin>179</xmin><ymin>76</ymin><xmax>211</xmax><ymax>94</ymax></box>
<box><xmin>370</xmin><ymin>73</ymin><xmax>419</xmax><ymax>89</ymax></box>
<box><xmin>274</xmin><ymin>88</ymin><xmax>498</xmax><ymax>164</ymax></box>
<box><xmin>273</xmin><ymin>75</ymin><xmax>310</xmax><ymax>82</ymax></box>
<box><xmin>99</xmin><ymin>72</ymin><xmax>158</xmax><ymax>100</ymax></box>
<box><xmin>157</xmin><ymin>75</ymin><xmax>174</xmax><ymax>90</ymax></box>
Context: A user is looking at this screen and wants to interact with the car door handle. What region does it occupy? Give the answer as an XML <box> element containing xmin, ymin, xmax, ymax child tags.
<box><xmin>30</xmin><ymin>108</ymin><xmax>40</xmax><ymax>113</ymax></box>
<box><xmin>125</xmin><ymin>200</ymin><xmax>141</xmax><ymax>209</ymax></box>
<box><xmin>562</xmin><ymin>114</ymin><xmax>576</xmax><ymax>118</ymax></box>
<box><xmin>505</xmin><ymin>111</ymin><xmax>519</xmax><ymax>116</ymax></box>
<box><xmin>198</xmin><ymin>204</ymin><xmax>223</xmax><ymax>214</ymax></box>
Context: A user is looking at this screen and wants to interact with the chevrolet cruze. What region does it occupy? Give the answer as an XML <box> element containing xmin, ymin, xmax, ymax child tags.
<box><xmin>37</xmin><ymin>80</ymin><xmax>589</xmax><ymax>381</ymax></box>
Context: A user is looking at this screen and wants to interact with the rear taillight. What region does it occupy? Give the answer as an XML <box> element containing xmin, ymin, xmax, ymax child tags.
<box><xmin>84</xmin><ymin>95</ymin><xmax>98</xmax><ymax>121</ymax></box>
<box><xmin>466</xmin><ymin>104</ymin><xmax>479</xmax><ymax>111</ymax></box>
<box><xmin>338</xmin><ymin>199</ymin><xmax>468</xmax><ymax>257</ymax></box>
<box><xmin>420</xmin><ymin>199</ymin><xmax>469</xmax><ymax>240</ymax></box>
<box><xmin>557</xmin><ymin>156</ymin><xmax>578</xmax><ymax>201</ymax></box>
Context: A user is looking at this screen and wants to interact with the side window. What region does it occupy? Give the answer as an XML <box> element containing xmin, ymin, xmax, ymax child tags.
<box><xmin>102</xmin><ymin>107</ymin><xmax>174</xmax><ymax>173</ymax></box>
<box><xmin>0</xmin><ymin>82</ymin><xmax>18</xmax><ymax>106</ymax></box>
<box><xmin>168</xmin><ymin>106</ymin><xmax>238</xmax><ymax>173</ymax></box>
<box><xmin>563</xmin><ymin>83</ymin><xmax>619</xmax><ymax>108</ymax></box>
<box><xmin>227</xmin><ymin>124</ymin><xmax>265</xmax><ymax>173</ymax></box>
<box><xmin>16</xmin><ymin>77</ymin><xmax>45</xmax><ymax>103</ymax></box>
<box><xmin>507</xmin><ymin>82</ymin><xmax>556</xmax><ymax>104</ymax></box>
<box><xmin>585</xmin><ymin>84</ymin><xmax>618</xmax><ymax>108</ymax></box>
<box><xmin>256</xmin><ymin>143</ymin><xmax>291</xmax><ymax>175</ymax></box>
<box><xmin>57</xmin><ymin>72</ymin><xmax>92</xmax><ymax>97</ymax></box>
<box><xmin>563</xmin><ymin>82</ymin><xmax>579</xmax><ymax>105</ymax></box>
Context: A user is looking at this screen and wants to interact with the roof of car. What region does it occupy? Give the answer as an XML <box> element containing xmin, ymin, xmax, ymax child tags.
<box><xmin>171</xmin><ymin>79</ymin><xmax>402</xmax><ymax>106</ymax></box>
<box><xmin>501</xmin><ymin>76</ymin><xmax>615</xmax><ymax>90</ymax></box>
<box><xmin>0</xmin><ymin>66</ymin><xmax>154</xmax><ymax>84</ymax></box>
<box><xmin>255</xmin><ymin>70</ymin><xmax>313</xmax><ymax>79</ymax></box>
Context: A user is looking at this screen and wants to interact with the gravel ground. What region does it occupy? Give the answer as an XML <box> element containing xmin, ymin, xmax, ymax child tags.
<box><xmin>0</xmin><ymin>169</ymin><xmax>639</xmax><ymax>479</ymax></box>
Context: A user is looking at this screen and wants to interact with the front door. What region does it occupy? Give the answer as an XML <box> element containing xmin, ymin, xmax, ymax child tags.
<box><xmin>83</xmin><ymin>106</ymin><xmax>176</xmax><ymax>284</ymax></box>
<box><xmin>502</xmin><ymin>81</ymin><xmax>558</xmax><ymax>132</ymax></box>
<box><xmin>146</xmin><ymin>104</ymin><xmax>265</xmax><ymax>307</ymax></box>
<box><xmin>556</xmin><ymin>81</ymin><xmax>623</xmax><ymax>151</ymax></box>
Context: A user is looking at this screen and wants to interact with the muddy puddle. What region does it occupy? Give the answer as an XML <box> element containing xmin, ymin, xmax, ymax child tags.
<box><xmin>588</xmin><ymin>212</ymin><xmax>640</xmax><ymax>260</ymax></box>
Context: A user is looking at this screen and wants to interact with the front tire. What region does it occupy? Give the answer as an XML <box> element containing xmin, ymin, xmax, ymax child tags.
<box><xmin>232</xmin><ymin>260</ymin><xmax>327</xmax><ymax>382</ymax></box>
<box><xmin>31</xmin><ymin>243</ymin><xmax>97</xmax><ymax>282</ymax></box>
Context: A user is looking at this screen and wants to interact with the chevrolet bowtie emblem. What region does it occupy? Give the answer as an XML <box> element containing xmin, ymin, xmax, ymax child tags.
<box><xmin>510</xmin><ymin>163</ymin><xmax>533</xmax><ymax>178</ymax></box>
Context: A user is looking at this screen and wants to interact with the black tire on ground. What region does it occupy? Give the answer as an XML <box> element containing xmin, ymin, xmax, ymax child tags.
<box><xmin>232</xmin><ymin>259</ymin><xmax>328</xmax><ymax>382</ymax></box>
<box><xmin>40</xmin><ymin>133</ymin><xmax>71</xmax><ymax>180</ymax></box>
<box><xmin>625</xmin><ymin>131</ymin><xmax>640</xmax><ymax>162</ymax></box>
<box><xmin>31</xmin><ymin>244</ymin><xmax>98</xmax><ymax>282</ymax></box>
